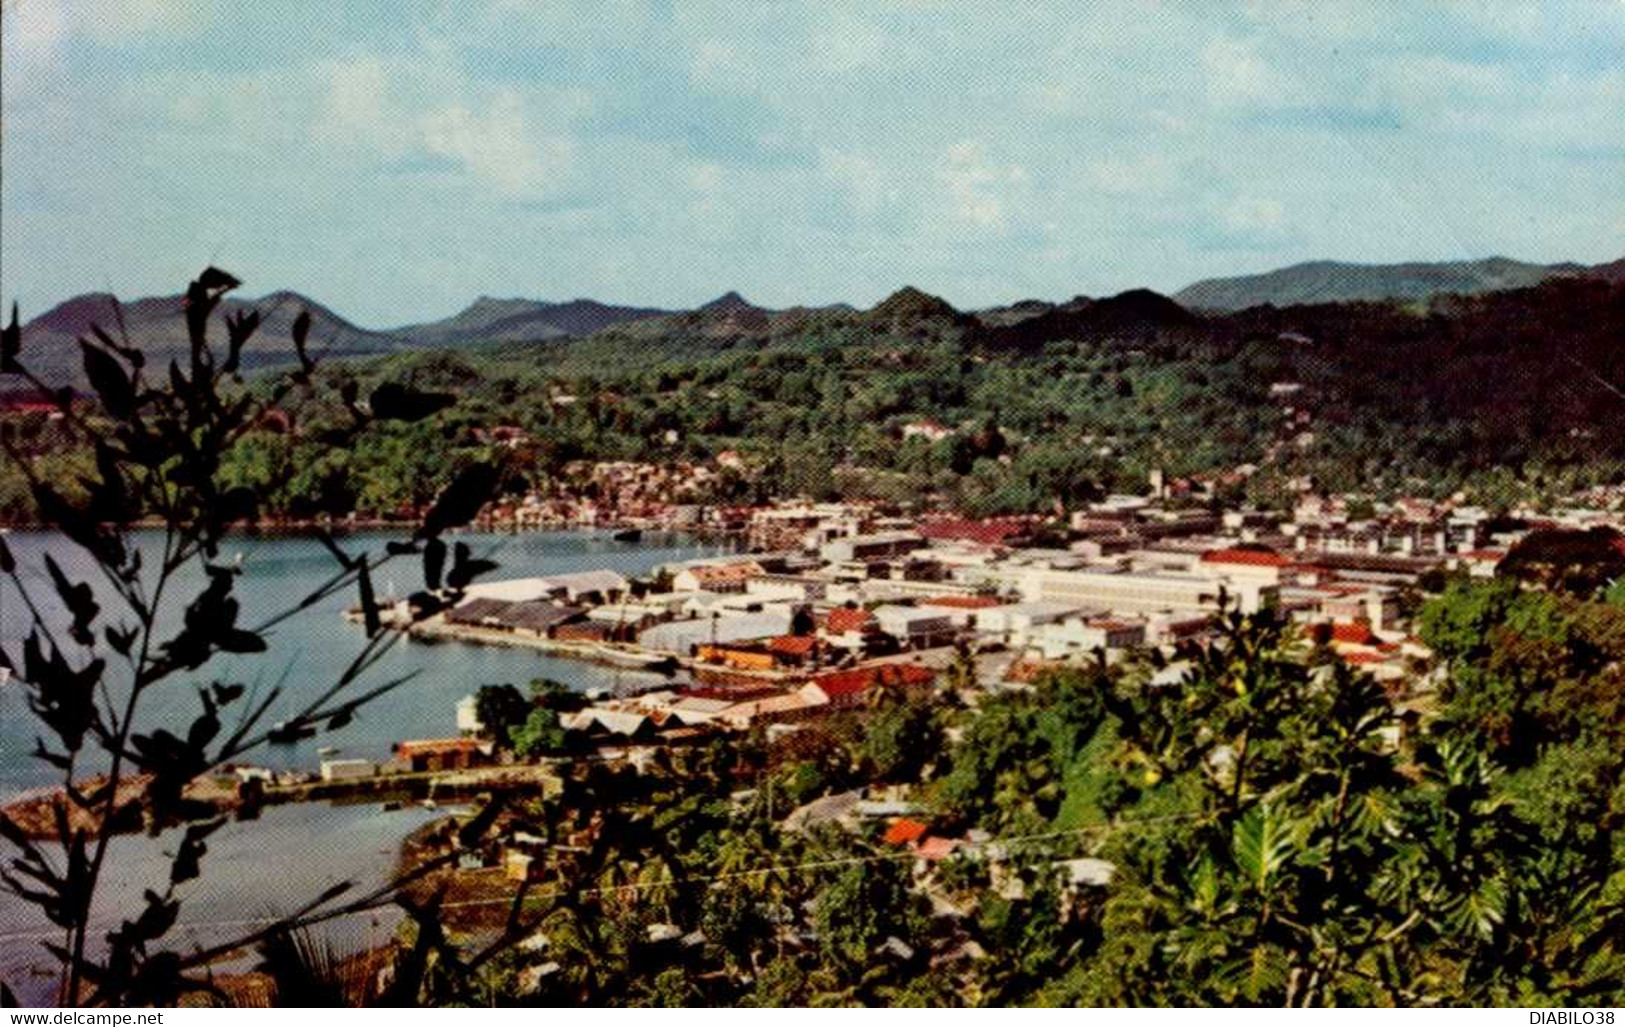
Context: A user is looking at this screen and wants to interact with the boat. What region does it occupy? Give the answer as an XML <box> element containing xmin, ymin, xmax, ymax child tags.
<box><xmin>381</xmin><ymin>800</ymin><xmax>402</xmax><ymax>812</ymax></box>
<box><xmin>317</xmin><ymin>745</ymin><xmax>340</xmax><ymax>757</ymax></box>
<box><xmin>267</xmin><ymin>720</ymin><xmax>316</xmax><ymax>745</ymax></box>
<box><xmin>613</xmin><ymin>528</ymin><xmax>643</xmax><ymax>542</ymax></box>
<box><xmin>590</xmin><ymin>643</ymin><xmax>676</xmax><ymax>673</ymax></box>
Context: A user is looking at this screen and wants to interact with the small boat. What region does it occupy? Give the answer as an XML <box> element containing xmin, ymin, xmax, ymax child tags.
<box><xmin>613</xmin><ymin>528</ymin><xmax>642</xmax><ymax>543</ymax></box>
<box><xmin>317</xmin><ymin>745</ymin><xmax>341</xmax><ymax>757</ymax></box>
<box><xmin>381</xmin><ymin>801</ymin><xmax>402</xmax><ymax>812</ymax></box>
<box><xmin>268</xmin><ymin>721</ymin><xmax>316</xmax><ymax>745</ymax></box>
<box><xmin>590</xmin><ymin>643</ymin><xmax>676</xmax><ymax>672</ymax></box>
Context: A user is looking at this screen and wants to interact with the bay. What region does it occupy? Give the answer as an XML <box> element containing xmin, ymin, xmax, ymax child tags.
<box><xmin>0</xmin><ymin>527</ymin><xmax>732</xmax><ymax>1003</ymax></box>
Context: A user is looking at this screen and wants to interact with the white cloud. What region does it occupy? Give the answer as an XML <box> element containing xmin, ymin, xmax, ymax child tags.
<box><xmin>3</xmin><ymin>0</ymin><xmax>214</xmax><ymax>56</ymax></box>
<box><xmin>1202</xmin><ymin>35</ymin><xmax>1293</xmax><ymax>107</ymax></box>
<box><xmin>938</xmin><ymin>140</ymin><xmax>1028</xmax><ymax>231</ymax></box>
<box><xmin>422</xmin><ymin>91</ymin><xmax>574</xmax><ymax>199</ymax></box>
<box><xmin>818</xmin><ymin>147</ymin><xmax>892</xmax><ymax>212</ymax></box>
<box><xmin>1086</xmin><ymin>154</ymin><xmax>1178</xmax><ymax>196</ymax></box>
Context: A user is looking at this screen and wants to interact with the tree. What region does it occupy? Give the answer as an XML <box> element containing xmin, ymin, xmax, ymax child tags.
<box><xmin>512</xmin><ymin>707</ymin><xmax>568</xmax><ymax>758</ymax></box>
<box><xmin>474</xmin><ymin>684</ymin><xmax>532</xmax><ymax>749</ymax></box>
<box><xmin>1498</xmin><ymin>527</ymin><xmax>1625</xmax><ymax>598</ymax></box>
<box><xmin>0</xmin><ymin>269</ymin><xmax>508</xmax><ymax>1005</ymax></box>
<box><xmin>862</xmin><ymin>693</ymin><xmax>943</xmax><ymax>784</ymax></box>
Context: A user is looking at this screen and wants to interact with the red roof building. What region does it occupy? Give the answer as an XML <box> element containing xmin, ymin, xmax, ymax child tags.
<box><xmin>883</xmin><ymin>818</ymin><xmax>930</xmax><ymax>846</ymax></box>
<box><xmin>920</xmin><ymin>595</ymin><xmax>1003</xmax><ymax>610</ymax></box>
<box><xmin>768</xmin><ymin>635</ymin><xmax>818</xmax><ymax>656</ymax></box>
<box><xmin>1200</xmin><ymin>548</ymin><xmax>1293</xmax><ymax>568</ymax></box>
<box><xmin>1330</xmin><ymin>621</ymin><xmax>1377</xmax><ymax>646</ymax></box>
<box><xmin>917</xmin><ymin>518</ymin><xmax>1034</xmax><ymax>546</ymax></box>
<box><xmin>802</xmin><ymin>663</ymin><xmax>936</xmax><ymax>708</ymax></box>
<box><xmin>914</xmin><ymin>836</ymin><xmax>962</xmax><ymax>861</ymax></box>
<box><xmin>825</xmin><ymin>608</ymin><xmax>876</xmax><ymax>634</ymax></box>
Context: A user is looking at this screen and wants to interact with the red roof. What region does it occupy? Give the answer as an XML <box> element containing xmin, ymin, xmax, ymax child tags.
<box><xmin>914</xmin><ymin>836</ymin><xmax>960</xmax><ymax>861</ymax></box>
<box><xmin>917</xmin><ymin>518</ymin><xmax>1032</xmax><ymax>545</ymax></box>
<box><xmin>395</xmin><ymin>738</ymin><xmax>484</xmax><ymax>757</ymax></box>
<box><xmin>883</xmin><ymin>818</ymin><xmax>930</xmax><ymax>846</ymax></box>
<box><xmin>1330</xmin><ymin>621</ymin><xmax>1376</xmax><ymax>645</ymax></box>
<box><xmin>810</xmin><ymin>663</ymin><xmax>935</xmax><ymax>698</ymax></box>
<box><xmin>768</xmin><ymin>635</ymin><xmax>818</xmax><ymax>655</ymax></box>
<box><xmin>921</xmin><ymin>595</ymin><xmax>1002</xmax><ymax>609</ymax></box>
<box><xmin>1201</xmin><ymin>548</ymin><xmax>1292</xmax><ymax>568</ymax></box>
<box><xmin>1342</xmin><ymin>651</ymin><xmax>1387</xmax><ymax>665</ymax></box>
<box><xmin>1462</xmin><ymin>549</ymin><xmax>1506</xmax><ymax>561</ymax></box>
<box><xmin>825</xmin><ymin>608</ymin><xmax>875</xmax><ymax>634</ymax></box>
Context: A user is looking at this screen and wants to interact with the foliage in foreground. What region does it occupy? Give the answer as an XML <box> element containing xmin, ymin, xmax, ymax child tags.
<box><xmin>330</xmin><ymin>591</ymin><xmax>1624</xmax><ymax>1007</ymax></box>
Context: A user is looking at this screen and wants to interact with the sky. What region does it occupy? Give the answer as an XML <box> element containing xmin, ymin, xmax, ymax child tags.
<box><xmin>2</xmin><ymin>0</ymin><xmax>1623</xmax><ymax>326</ymax></box>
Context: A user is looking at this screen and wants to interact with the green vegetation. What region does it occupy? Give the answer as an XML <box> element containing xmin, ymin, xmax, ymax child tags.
<box><xmin>6</xmin><ymin>278</ymin><xmax>1623</xmax><ymax>523</ymax></box>
<box><xmin>355</xmin><ymin>585</ymin><xmax>1623</xmax><ymax>1007</ymax></box>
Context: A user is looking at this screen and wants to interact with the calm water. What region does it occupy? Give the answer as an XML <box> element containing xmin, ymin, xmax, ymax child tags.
<box><xmin>0</xmin><ymin>528</ymin><xmax>730</xmax><ymax>1002</ymax></box>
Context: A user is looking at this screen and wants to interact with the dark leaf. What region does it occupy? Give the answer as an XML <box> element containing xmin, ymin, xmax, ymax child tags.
<box><xmin>81</xmin><ymin>340</ymin><xmax>136</xmax><ymax>419</ymax></box>
<box><xmin>407</xmin><ymin>591</ymin><xmax>446</xmax><ymax>619</ymax></box>
<box><xmin>216</xmin><ymin>486</ymin><xmax>258</xmax><ymax>527</ymax></box>
<box><xmin>33</xmin><ymin>483</ymin><xmax>125</xmax><ymax>568</ymax></box>
<box><xmin>418</xmin><ymin>463</ymin><xmax>499</xmax><ymax>539</ymax></box>
<box><xmin>197</xmin><ymin>266</ymin><xmax>242</xmax><ymax>292</ymax></box>
<box><xmin>357</xmin><ymin>554</ymin><xmax>381</xmax><ymax>637</ymax></box>
<box><xmin>91</xmin><ymin>324</ymin><xmax>144</xmax><ymax>369</ymax></box>
<box><xmin>222</xmin><ymin>309</ymin><xmax>260</xmax><ymax>375</ymax></box>
<box><xmin>422</xmin><ymin>537</ymin><xmax>446</xmax><ymax>591</ymax></box>
<box><xmin>82</xmin><ymin>441</ymin><xmax>132</xmax><ymax>525</ymax></box>
<box><xmin>169</xmin><ymin>818</ymin><xmax>225</xmax><ymax>886</ymax></box>
<box><xmin>445</xmin><ymin>541</ymin><xmax>498</xmax><ymax>591</ymax></box>
<box><xmin>369</xmin><ymin>382</ymin><xmax>455</xmax><ymax>423</ymax></box>
<box><xmin>457</xmin><ymin>796</ymin><xmax>506</xmax><ymax>850</ymax></box>
<box><xmin>0</xmin><ymin>302</ymin><xmax>19</xmax><ymax>374</ymax></box>
<box><xmin>23</xmin><ymin>633</ymin><xmax>102</xmax><ymax>753</ymax></box>
<box><xmin>43</xmin><ymin>553</ymin><xmax>99</xmax><ymax>646</ymax></box>
<box><xmin>216</xmin><ymin>629</ymin><xmax>267</xmax><ymax>655</ymax></box>
<box><xmin>291</xmin><ymin>310</ymin><xmax>314</xmax><ymax>376</ymax></box>
<box><xmin>105</xmin><ymin>624</ymin><xmax>139</xmax><ymax>657</ymax></box>
<box><xmin>313</xmin><ymin>530</ymin><xmax>357</xmax><ymax>570</ymax></box>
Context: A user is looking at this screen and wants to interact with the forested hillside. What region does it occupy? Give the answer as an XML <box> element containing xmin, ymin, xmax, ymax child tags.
<box><xmin>3</xmin><ymin>277</ymin><xmax>1623</xmax><ymax>523</ymax></box>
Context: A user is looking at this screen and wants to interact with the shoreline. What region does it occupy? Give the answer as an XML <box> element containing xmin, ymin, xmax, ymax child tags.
<box><xmin>0</xmin><ymin>516</ymin><xmax>751</xmax><ymax>539</ymax></box>
<box><xmin>398</xmin><ymin>616</ymin><xmax>681</xmax><ymax>676</ymax></box>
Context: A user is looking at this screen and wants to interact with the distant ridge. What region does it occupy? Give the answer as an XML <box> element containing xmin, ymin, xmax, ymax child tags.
<box><xmin>9</xmin><ymin>253</ymin><xmax>1621</xmax><ymax>388</ymax></box>
<box><xmin>1171</xmin><ymin>256</ymin><xmax>1613</xmax><ymax>311</ymax></box>
<box><xmin>389</xmin><ymin>296</ymin><xmax>669</xmax><ymax>347</ymax></box>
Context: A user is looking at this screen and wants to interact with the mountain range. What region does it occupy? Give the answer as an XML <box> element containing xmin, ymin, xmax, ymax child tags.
<box><xmin>6</xmin><ymin>255</ymin><xmax>1622</xmax><ymax>387</ymax></box>
<box><xmin>1173</xmin><ymin>256</ymin><xmax>1625</xmax><ymax>311</ymax></box>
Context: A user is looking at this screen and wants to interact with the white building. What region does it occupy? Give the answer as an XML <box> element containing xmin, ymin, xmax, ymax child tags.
<box><xmin>820</xmin><ymin>532</ymin><xmax>925</xmax><ymax>564</ymax></box>
<box><xmin>1032</xmin><ymin>617</ymin><xmax>1147</xmax><ymax>660</ymax></box>
<box><xmin>974</xmin><ymin>601</ymin><xmax>1089</xmax><ymax>647</ymax></box>
<box><xmin>320</xmin><ymin>759</ymin><xmax>375</xmax><ymax>783</ymax></box>
<box><xmin>637</xmin><ymin>610</ymin><xmax>794</xmax><ymax>654</ymax></box>
<box><xmin>456</xmin><ymin>695</ymin><xmax>483</xmax><ymax>735</ymax></box>
<box><xmin>871</xmin><ymin>605</ymin><xmax>956</xmax><ymax>649</ymax></box>
<box><xmin>1019</xmin><ymin>567</ymin><xmax>1276</xmax><ymax>616</ymax></box>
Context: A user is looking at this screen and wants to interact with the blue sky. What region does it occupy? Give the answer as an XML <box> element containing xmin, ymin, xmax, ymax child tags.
<box><xmin>3</xmin><ymin>0</ymin><xmax>1623</xmax><ymax>325</ymax></box>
